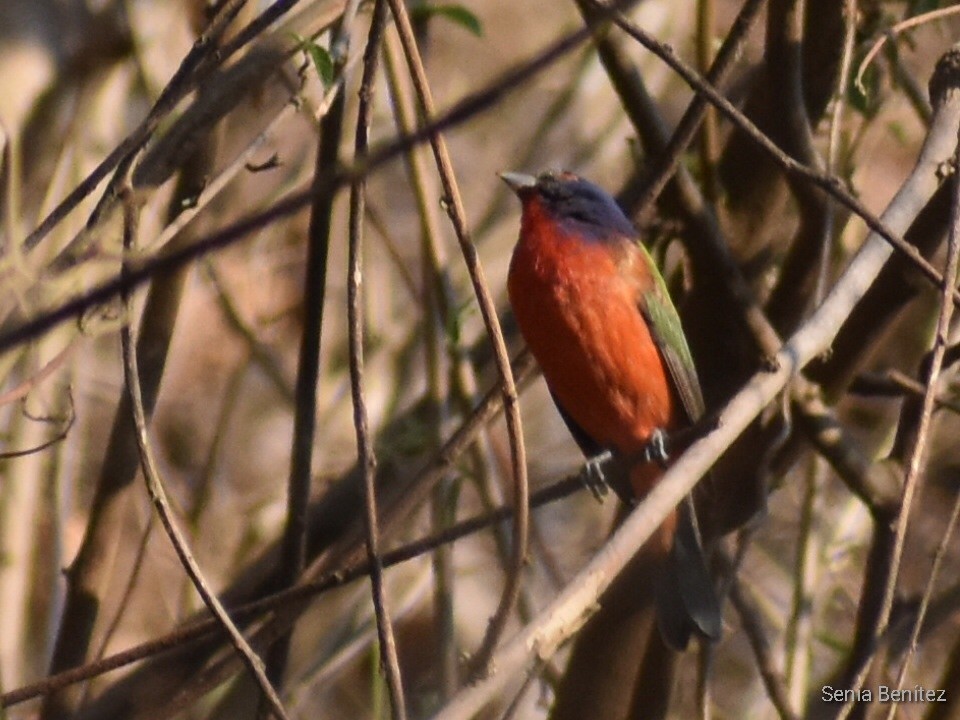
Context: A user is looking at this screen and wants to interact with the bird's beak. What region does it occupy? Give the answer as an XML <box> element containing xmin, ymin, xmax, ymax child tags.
<box><xmin>498</xmin><ymin>171</ymin><xmax>537</xmax><ymax>195</ymax></box>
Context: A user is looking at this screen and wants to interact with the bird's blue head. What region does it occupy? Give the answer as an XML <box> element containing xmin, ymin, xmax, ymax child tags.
<box><xmin>500</xmin><ymin>170</ymin><xmax>637</xmax><ymax>240</ymax></box>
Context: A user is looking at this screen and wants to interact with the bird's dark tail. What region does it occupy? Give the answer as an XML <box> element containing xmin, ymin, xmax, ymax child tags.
<box><xmin>656</xmin><ymin>497</ymin><xmax>722</xmax><ymax>650</ymax></box>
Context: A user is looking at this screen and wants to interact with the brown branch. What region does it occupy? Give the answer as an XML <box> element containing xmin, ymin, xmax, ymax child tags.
<box><xmin>116</xmin><ymin>188</ymin><xmax>288</xmax><ymax>719</ymax></box>
<box><xmin>22</xmin><ymin>0</ymin><xmax>256</xmax><ymax>254</ymax></box>
<box><xmin>627</xmin><ymin>0</ymin><xmax>768</xmax><ymax>223</ymax></box>
<box><xmin>728</xmin><ymin>572</ymin><xmax>800</xmax><ymax>720</ymax></box>
<box><xmin>873</xmin><ymin>108</ymin><xmax>960</xmax><ymax>720</ymax></box>
<box><xmin>1</xmin><ymin>447</ymin><xmax>584</xmax><ymax>711</ymax></box>
<box><xmin>0</xmin><ymin>342</ymin><xmax>76</xmax><ymax>407</ymax></box>
<box><xmin>695</xmin><ymin>0</ymin><xmax>720</xmax><ymax>203</ymax></box>
<box><xmin>347</xmin><ymin>1</ymin><xmax>407</xmax><ymax>716</ymax></box>
<box><xmin>0</xmin><ymin>5</ymin><xmax>619</xmax><ymax>356</ymax></box>
<box><xmin>597</xmin><ymin>0</ymin><xmax>960</xmax><ymax>310</ymax></box>
<box><xmin>0</xmin><ymin>394</ymin><xmax>74</xmax><ymax>460</ymax></box>
<box><xmin>41</xmin><ymin>35</ymin><xmax>228</xmax><ymax>714</ymax></box>
<box><xmin>381</xmin><ymin>29</ymin><xmax>461</xmax><ymax>699</ymax></box>
<box><xmin>769</xmin><ymin>0</ymin><xmax>823</xmax><ymax>170</ymax></box>
<box><xmin>817</xmin><ymin>0</ymin><xmax>859</xmax><ymax>304</ymax></box>
<box><xmin>383</xmin><ymin>0</ymin><xmax>529</xmax><ymax>679</ymax></box>
<box><xmin>264</xmin><ymin>21</ymin><xmax>348</xmax><ymax>700</ymax></box>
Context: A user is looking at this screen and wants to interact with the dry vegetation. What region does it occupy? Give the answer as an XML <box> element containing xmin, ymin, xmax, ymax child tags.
<box><xmin>2</xmin><ymin>0</ymin><xmax>960</xmax><ymax>718</ymax></box>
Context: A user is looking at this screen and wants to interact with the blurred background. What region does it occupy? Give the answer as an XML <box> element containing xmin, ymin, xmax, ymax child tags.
<box><xmin>1</xmin><ymin>0</ymin><xmax>960</xmax><ymax>718</ymax></box>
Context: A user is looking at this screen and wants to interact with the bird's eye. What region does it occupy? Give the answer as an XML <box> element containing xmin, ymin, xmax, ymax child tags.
<box><xmin>567</xmin><ymin>208</ymin><xmax>595</xmax><ymax>224</ymax></box>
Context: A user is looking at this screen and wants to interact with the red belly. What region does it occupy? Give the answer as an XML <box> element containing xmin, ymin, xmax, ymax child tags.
<box><xmin>508</xmin><ymin>223</ymin><xmax>681</xmax><ymax>465</ymax></box>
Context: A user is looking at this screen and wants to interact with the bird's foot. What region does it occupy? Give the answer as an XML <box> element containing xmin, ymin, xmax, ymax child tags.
<box><xmin>642</xmin><ymin>428</ymin><xmax>671</xmax><ymax>468</ymax></box>
<box><xmin>579</xmin><ymin>449</ymin><xmax>613</xmax><ymax>502</ymax></box>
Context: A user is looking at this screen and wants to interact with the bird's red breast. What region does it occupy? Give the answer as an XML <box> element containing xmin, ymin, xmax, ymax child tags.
<box><xmin>508</xmin><ymin>193</ymin><xmax>681</xmax><ymax>497</ymax></box>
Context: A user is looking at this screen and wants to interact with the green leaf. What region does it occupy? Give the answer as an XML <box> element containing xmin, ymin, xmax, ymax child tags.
<box><xmin>849</xmin><ymin>62</ymin><xmax>880</xmax><ymax>118</ymax></box>
<box><xmin>445</xmin><ymin>298</ymin><xmax>475</xmax><ymax>348</ymax></box>
<box><xmin>412</xmin><ymin>3</ymin><xmax>483</xmax><ymax>37</ymax></box>
<box><xmin>306</xmin><ymin>43</ymin><xmax>335</xmax><ymax>88</ymax></box>
<box><xmin>290</xmin><ymin>33</ymin><xmax>335</xmax><ymax>88</ymax></box>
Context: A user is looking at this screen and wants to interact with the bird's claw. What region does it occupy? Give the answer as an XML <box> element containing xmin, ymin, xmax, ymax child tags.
<box><xmin>642</xmin><ymin>428</ymin><xmax>670</xmax><ymax>468</ymax></box>
<box><xmin>579</xmin><ymin>449</ymin><xmax>613</xmax><ymax>502</ymax></box>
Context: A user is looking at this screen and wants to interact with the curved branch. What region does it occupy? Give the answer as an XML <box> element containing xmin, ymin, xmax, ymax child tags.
<box><xmin>346</xmin><ymin>1</ymin><xmax>408</xmax><ymax>716</ymax></box>
<box><xmin>117</xmin><ymin>190</ymin><xmax>288</xmax><ymax>719</ymax></box>
<box><xmin>382</xmin><ymin>0</ymin><xmax>529</xmax><ymax>679</ymax></box>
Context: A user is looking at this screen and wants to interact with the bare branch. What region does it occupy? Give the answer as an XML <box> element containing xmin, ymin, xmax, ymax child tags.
<box><xmin>346</xmin><ymin>1</ymin><xmax>408</xmax><ymax>716</ymax></box>
<box><xmin>835</xmin><ymin>42</ymin><xmax>960</xmax><ymax>720</ymax></box>
<box><xmin>383</xmin><ymin>0</ymin><xmax>529</xmax><ymax>679</ymax></box>
<box><xmin>729</xmin><ymin>571</ymin><xmax>800</xmax><ymax>720</ymax></box>
<box><xmin>117</xmin><ymin>189</ymin><xmax>288</xmax><ymax>719</ymax></box>
<box><xmin>876</xmin><ymin>76</ymin><xmax>960</xmax><ymax>720</ymax></box>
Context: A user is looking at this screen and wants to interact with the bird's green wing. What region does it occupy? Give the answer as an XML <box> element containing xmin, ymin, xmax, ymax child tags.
<box><xmin>635</xmin><ymin>247</ymin><xmax>705</xmax><ymax>423</ymax></box>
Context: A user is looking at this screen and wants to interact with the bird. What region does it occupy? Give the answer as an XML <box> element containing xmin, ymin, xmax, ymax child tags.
<box><xmin>501</xmin><ymin>169</ymin><xmax>721</xmax><ymax>650</ymax></box>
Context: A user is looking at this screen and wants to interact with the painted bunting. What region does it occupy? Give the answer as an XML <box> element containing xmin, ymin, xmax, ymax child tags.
<box><xmin>502</xmin><ymin>170</ymin><xmax>721</xmax><ymax>649</ymax></box>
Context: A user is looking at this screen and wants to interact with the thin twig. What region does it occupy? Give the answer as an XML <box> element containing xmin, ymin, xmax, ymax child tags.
<box><xmin>728</xmin><ymin>574</ymin><xmax>800</xmax><ymax>720</ymax></box>
<box><xmin>876</xmin><ymin>119</ymin><xmax>960</xmax><ymax>720</ymax></box>
<box><xmin>381</xmin><ymin>30</ymin><xmax>460</xmax><ymax>699</ymax></box>
<box><xmin>1</xmin><ymin>455</ymin><xmax>585</xmax><ymax>711</ymax></box>
<box><xmin>279</xmin><ymin>21</ymin><xmax>346</xmax><ymax>602</ymax></box>
<box><xmin>383</xmin><ymin>0</ymin><xmax>529</xmax><ymax>678</ymax></box>
<box><xmin>79</xmin><ymin>514</ymin><xmax>155</xmax><ymax>708</ymax></box>
<box><xmin>856</xmin><ymin>5</ymin><xmax>960</xmax><ymax>95</ymax></box>
<box><xmin>777</xmin><ymin>0</ymin><xmax>823</xmax><ymax>169</ymax></box>
<box><xmin>0</xmin><ymin>342</ymin><xmax>76</xmax><ymax>407</ymax></box>
<box><xmin>203</xmin><ymin>263</ymin><xmax>295</xmax><ymax>403</ymax></box>
<box><xmin>783</xmin><ymin>456</ymin><xmax>824</xmax><ymax>712</ymax></box>
<box><xmin>262</xmin><ymin>30</ymin><xmax>350</xmax><ymax>709</ymax></box>
<box><xmin>347</xmin><ymin>1</ymin><xmax>408</xmax><ymax>717</ymax></box>
<box><xmin>22</xmin><ymin>0</ymin><xmax>255</xmax><ymax>254</ymax></box>
<box><xmin>695</xmin><ymin>0</ymin><xmax>720</xmax><ymax>203</ymax></box>
<box><xmin>625</xmin><ymin>0</ymin><xmax>768</xmax><ymax>223</ymax></box>
<box><xmin>0</xmin><ymin>399</ymin><xmax>74</xmax><ymax>460</ymax></box>
<box><xmin>597</xmin><ymin>0</ymin><xmax>960</xmax><ymax>305</ymax></box>
<box><xmin>117</xmin><ymin>189</ymin><xmax>289</xmax><ymax>720</ymax></box>
<box><xmin>5</xmin><ymin>0</ymin><xmax>959</xmax><ymax>359</ymax></box>
<box><xmin>817</xmin><ymin>0</ymin><xmax>858</xmax><ymax>303</ymax></box>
